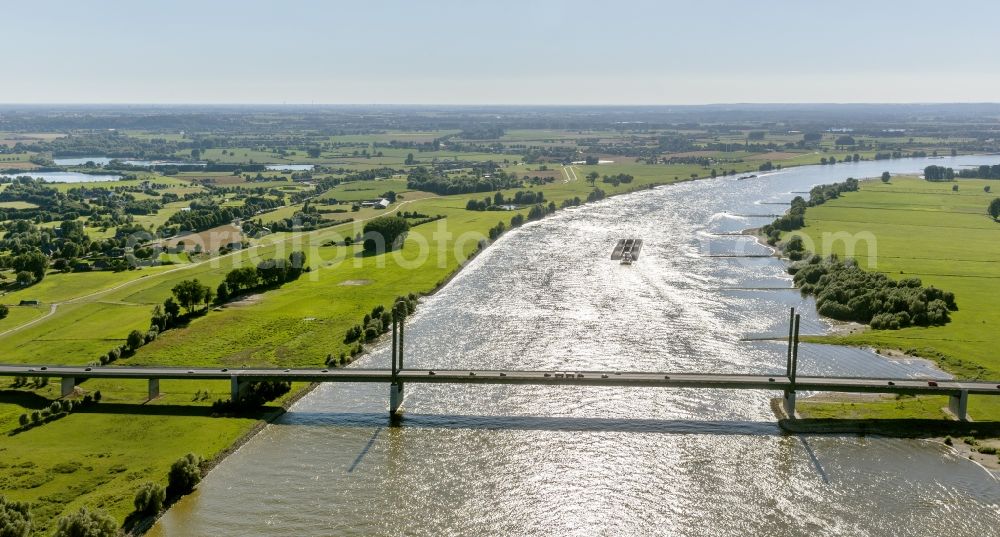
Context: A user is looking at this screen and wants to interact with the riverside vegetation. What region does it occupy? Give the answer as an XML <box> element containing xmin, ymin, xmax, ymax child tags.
<box><xmin>3</xmin><ymin>106</ymin><xmax>1000</xmax><ymax>534</ymax></box>
<box><xmin>774</xmin><ymin>175</ymin><xmax>1000</xmax><ymax>422</ymax></box>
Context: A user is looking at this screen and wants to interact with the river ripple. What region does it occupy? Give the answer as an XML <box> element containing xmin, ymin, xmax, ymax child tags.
<box><xmin>152</xmin><ymin>156</ymin><xmax>1000</xmax><ymax>537</ymax></box>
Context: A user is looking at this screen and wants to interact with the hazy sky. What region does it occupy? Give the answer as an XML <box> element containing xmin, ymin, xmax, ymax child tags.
<box><xmin>5</xmin><ymin>0</ymin><xmax>1000</xmax><ymax>104</ymax></box>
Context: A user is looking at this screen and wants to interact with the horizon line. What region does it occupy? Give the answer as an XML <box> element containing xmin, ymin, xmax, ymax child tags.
<box><xmin>3</xmin><ymin>101</ymin><xmax>1000</xmax><ymax>107</ymax></box>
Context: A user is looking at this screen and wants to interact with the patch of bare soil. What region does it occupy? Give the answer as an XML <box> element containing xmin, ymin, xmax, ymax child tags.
<box><xmin>339</xmin><ymin>279</ymin><xmax>373</xmax><ymax>286</ymax></box>
<box><xmin>943</xmin><ymin>437</ymin><xmax>1000</xmax><ymax>471</ymax></box>
<box><xmin>226</xmin><ymin>293</ymin><xmax>263</xmax><ymax>307</ymax></box>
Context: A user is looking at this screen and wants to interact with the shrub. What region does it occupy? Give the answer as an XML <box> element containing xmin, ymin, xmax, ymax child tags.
<box><xmin>0</xmin><ymin>495</ymin><xmax>32</xmax><ymax>537</ymax></box>
<box><xmin>50</xmin><ymin>402</ymin><xmax>62</xmax><ymax>415</ymax></box>
<box><xmin>989</xmin><ymin>198</ymin><xmax>1000</xmax><ymax>220</ymax></box>
<box><xmin>52</xmin><ymin>461</ymin><xmax>81</xmax><ymax>474</ymax></box>
<box><xmin>167</xmin><ymin>453</ymin><xmax>203</xmax><ymax>495</ymax></box>
<box><xmin>18</xmin><ymin>414</ymin><xmax>29</xmax><ymax>427</ymax></box>
<box><xmin>93</xmin><ymin>391</ymin><xmax>102</xmax><ymax>402</ymax></box>
<box><xmin>30</xmin><ymin>411</ymin><xmax>41</xmax><ymax>424</ymax></box>
<box><xmin>133</xmin><ymin>482</ymin><xmax>166</xmax><ymax>515</ymax></box>
<box><xmin>54</xmin><ymin>507</ymin><xmax>117</xmax><ymax>537</ymax></box>
<box><xmin>225</xmin><ymin>380</ymin><xmax>291</xmax><ymax>410</ymax></box>
<box><xmin>126</xmin><ymin>329</ymin><xmax>145</xmax><ymax>352</ymax></box>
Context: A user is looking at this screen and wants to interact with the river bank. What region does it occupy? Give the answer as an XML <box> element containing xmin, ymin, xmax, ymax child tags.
<box><xmin>755</xmin><ymin>174</ymin><xmax>1000</xmax><ymax>428</ymax></box>
<box><xmin>772</xmin><ymin>395</ymin><xmax>1000</xmax><ymax>472</ymax></box>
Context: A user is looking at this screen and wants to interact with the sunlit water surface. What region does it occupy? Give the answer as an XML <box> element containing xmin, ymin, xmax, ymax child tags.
<box><xmin>153</xmin><ymin>157</ymin><xmax>1000</xmax><ymax>536</ymax></box>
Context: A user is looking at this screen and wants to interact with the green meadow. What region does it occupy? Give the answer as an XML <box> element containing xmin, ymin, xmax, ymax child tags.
<box><xmin>786</xmin><ymin>176</ymin><xmax>1000</xmax><ymax>420</ymax></box>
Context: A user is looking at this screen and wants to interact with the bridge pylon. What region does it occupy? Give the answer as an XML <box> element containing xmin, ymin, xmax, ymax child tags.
<box><xmin>389</xmin><ymin>309</ymin><xmax>406</xmax><ymax>416</ymax></box>
<box><xmin>782</xmin><ymin>309</ymin><xmax>801</xmax><ymax>419</ymax></box>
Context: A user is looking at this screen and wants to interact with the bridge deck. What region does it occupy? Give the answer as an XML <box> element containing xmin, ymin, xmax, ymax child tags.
<box><xmin>2</xmin><ymin>365</ymin><xmax>998</xmax><ymax>396</ymax></box>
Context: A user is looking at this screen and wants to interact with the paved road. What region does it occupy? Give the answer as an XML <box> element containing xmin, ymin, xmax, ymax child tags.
<box><xmin>2</xmin><ymin>365</ymin><xmax>998</xmax><ymax>396</ymax></box>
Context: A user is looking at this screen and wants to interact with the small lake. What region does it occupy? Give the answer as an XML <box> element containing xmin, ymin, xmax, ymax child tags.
<box><xmin>53</xmin><ymin>157</ymin><xmax>113</xmax><ymax>166</ymax></box>
<box><xmin>265</xmin><ymin>164</ymin><xmax>314</xmax><ymax>171</ymax></box>
<box><xmin>0</xmin><ymin>171</ymin><xmax>123</xmax><ymax>183</ymax></box>
<box><xmin>53</xmin><ymin>157</ymin><xmax>205</xmax><ymax>167</ymax></box>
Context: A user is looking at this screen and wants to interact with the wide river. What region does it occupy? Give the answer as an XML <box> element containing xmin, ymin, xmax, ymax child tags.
<box><xmin>152</xmin><ymin>156</ymin><xmax>1000</xmax><ymax>536</ymax></box>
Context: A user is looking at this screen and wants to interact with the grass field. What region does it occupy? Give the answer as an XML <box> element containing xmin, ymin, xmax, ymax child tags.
<box><xmin>0</xmin><ymin>380</ymin><xmax>262</xmax><ymax>533</ymax></box>
<box><xmin>0</xmin><ymin>200</ymin><xmax>40</xmax><ymax>209</ymax></box>
<box><xmin>785</xmin><ymin>176</ymin><xmax>1000</xmax><ymax>420</ymax></box>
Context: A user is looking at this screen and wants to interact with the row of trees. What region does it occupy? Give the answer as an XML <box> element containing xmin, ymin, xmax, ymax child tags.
<box><xmin>585</xmin><ymin>173</ymin><xmax>634</xmax><ymax>187</ymax></box>
<box><xmin>16</xmin><ymin>394</ymin><xmax>100</xmax><ymax>431</ymax></box>
<box><xmin>94</xmin><ymin>252</ymin><xmax>307</xmax><ymax>367</ymax></box>
<box><xmin>161</xmin><ymin>196</ymin><xmax>282</xmax><ymax>235</ymax></box>
<box><xmin>759</xmin><ymin>178</ymin><xmax>860</xmax><ymax>245</ymax></box>
<box><xmin>217</xmin><ymin>251</ymin><xmax>307</xmax><ymax>303</ymax></box>
<box><xmin>924</xmin><ymin>165</ymin><xmax>956</xmax><ymax>181</ymax></box>
<box><xmin>819</xmin><ymin>154</ymin><xmax>862</xmax><ymax>165</ymax></box>
<box><xmin>956</xmin><ymin>164</ymin><xmax>1000</xmax><ymax>179</ymax></box>
<box><xmin>465</xmin><ymin>190</ymin><xmax>546</xmax><ymax>211</ymax></box>
<box><xmin>406</xmin><ymin>165</ymin><xmax>520</xmax><ymax>195</ymax></box>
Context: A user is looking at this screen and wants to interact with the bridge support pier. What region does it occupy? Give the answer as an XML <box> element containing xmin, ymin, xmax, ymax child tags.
<box><xmin>230</xmin><ymin>376</ymin><xmax>247</xmax><ymax>403</ymax></box>
<box><xmin>782</xmin><ymin>390</ymin><xmax>797</xmax><ymax>419</ymax></box>
<box><xmin>148</xmin><ymin>378</ymin><xmax>160</xmax><ymax>400</ymax></box>
<box><xmin>949</xmin><ymin>390</ymin><xmax>969</xmax><ymax>421</ymax></box>
<box><xmin>390</xmin><ymin>383</ymin><xmax>404</xmax><ymax>416</ymax></box>
<box><xmin>60</xmin><ymin>377</ymin><xmax>76</xmax><ymax>397</ymax></box>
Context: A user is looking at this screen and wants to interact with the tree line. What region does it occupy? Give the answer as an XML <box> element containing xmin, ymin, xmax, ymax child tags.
<box><xmin>465</xmin><ymin>190</ymin><xmax>546</xmax><ymax>211</ymax></box>
<box><xmin>759</xmin><ymin>178</ymin><xmax>859</xmax><ymax>245</ymax></box>
<box><xmin>89</xmin><ymin>252</ymin><xmax>306</xmax><ymax>368</ymax></box>
<box><xmin>161</xmin><ymin>196</ymin><xmax>282</xmax><ymax>235</ymax></box>
<box><xmin>406</xmin><ymin>165</ymin><xmax>520</xmax><ymax>195</ymax></box>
